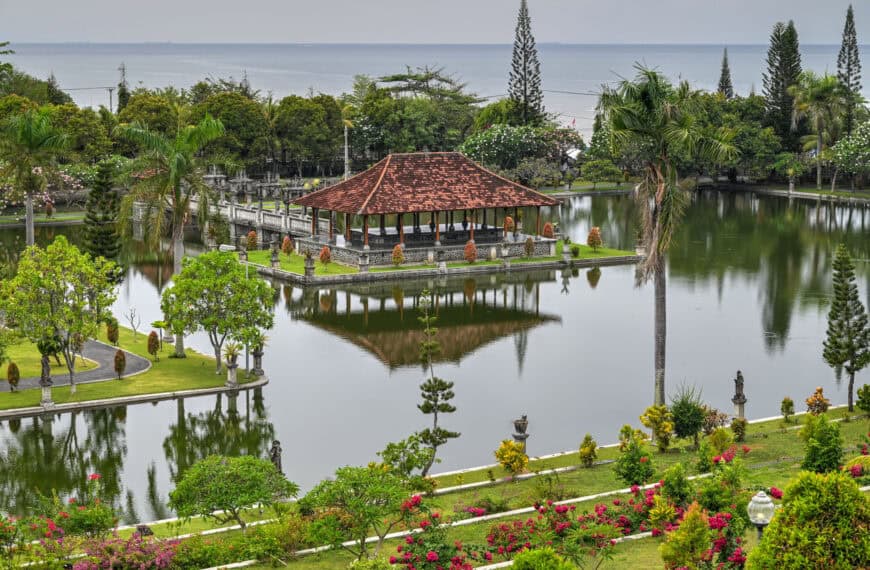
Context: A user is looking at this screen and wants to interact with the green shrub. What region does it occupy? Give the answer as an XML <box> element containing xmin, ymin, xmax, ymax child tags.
<box><xmin>696</xmin><ymin>440</ymin><xmax>714</xmax><ymax>473</ymax></box>
<box><xmin>701</xmin><ymin>405</ymin><xmax>729</xmax><ymax>435</ymax></box>
<box><xmin>113</xmin><ymin>349</ymin><xmax>125</xmax><ymax>380</ymax></box>
<box><xmin>640</xmin><ymin>405</ymin><xmax>674</xmax><ymax>452</ymax></box>
<box><xmin>579</xmin><ymin>433</ymin><xmax>598</xmax><ymax>468</ymax></box>
<box><xmin>281</xmin><ymin>236</ymin><xmax>293</xmax><ymax>256</ymax></box>
<box><xmin>106</xmin><ymin>319</ymin><xmax>119</xmax><ymax>345</ymax></box>
<box><xmin>670</xmin><ymin>385</ymin><xmax>705</xmax><ymax>446</ymax></box>
<box><xmin>614</xmin><ymin>432</ymin><xmax>654</xmax><ymax>486</ymax></box>
<box><xmin>475</xmin><ymin>494</ymin><xmax>511</xmax><ymax>515</ymax></box>
<box><xmin>524</xmin><ymin>236</ymin><xmax>535</xmax><ymax>257</ymax></box>
<box><xmin>512</xmin><ymin>547</ymin><xmax>575</xmax><ymax>570</ymax></box>
<box><xmin>570</xmin><ymin>244</ymin><xmax>580</xmax><ymax>258</ymax></box>
<box><xmin>800</xmin><ymin>414</ymin><xmax>844</xmax><ymax>473</ymax></box>
<box><xmin>6</xmin><ymin>362</ymin><xmax>19</xmax><ymax>392</ymax></box>
<box><xmin>731</xmin><ymin>417</ymin><xmax>748</xmax><ymax>442</ymax></box>
<box><xmin>587</xmin><ymin>226</ymin><xmax>603</xmax><ymax>251</ymax></box>
<box><xmin>494</xmin><ymin>440</ymin><xmax>528</xmax><ymax>474</ymax></box>
<box><xmin>659</xmin><ymin>502</ymin><xmax>710</xmax><ymax>569</ymax></box>
<box><xmin>857</xmin><ymin>384</ymin><xmax>870</xmax><ymax>416</ymax></box>
<box><xmin>464</xmin><ymin>240</ymin><xmax>477</xmax><ymax>263</ymax></box>
<box><xmin>708</xmin><ymin>427</ymin><xmax>733</xmax><ymax>455</ymax></box>
<box><xmin>246</xmin><ymin>230</ymin><xmax>258</xmax><ymax>250</ymax></box>
<box><xmin>805</xmin><ymin>386</ymin><xmax>830</xmax><ymax>415</ymax></box>
<box><xmin>781</xmin><ymin>396</ymin><xmax>795</xmax><ymax>422</ymax></box>
<box><xmin>391</xmin><ymin>244</ymin><xmax>404</xmax><ymax>266</ymax></box>
<box><xmin>747</xmin><ymin>471</ymin><xmax>870</xmax><ymax>569</ymax></box>
<box><xmin>661</xmin><ymin>463</ymin><xmax>693</xmax><ymax>507</ymax></box>
<box><xmin>147</xmin><ymin>331</ymin><xmax>159</xmax><ymax>361</ymax></box>
<box><xmin>348</xmin><ymin>558</ymin><xmax>393</xmax><ymax>570</ymax></box>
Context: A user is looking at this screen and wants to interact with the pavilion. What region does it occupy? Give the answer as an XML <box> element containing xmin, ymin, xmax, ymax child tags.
<box><xmin>293</xmin><ymin>152</ymin><xmax>559</xmax><ymax>252</ymax></box>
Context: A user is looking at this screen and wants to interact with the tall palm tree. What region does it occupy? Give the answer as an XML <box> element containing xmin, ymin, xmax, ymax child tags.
<box><xmin>116</xmin><ymin>114</ymin><xmax>224</xmax><ymax>358</ymax></box>
<box><xmin>341</xmin><ymin>103</ymin><xmax>354</xmax><ymax>180</ymax></box>
<box><xmin>0</xmin><ymin>108</ymin><xmax>69</xmax><ymax>246</ymax></box>
<box><xmin>598</xmin><ymin>66</ymin><xmax>736</xmax><ymax>405</ymax></box>
<box><xmin>789</xmin><ymin>72</ymin><xmax>846</xmax><ymax>190</ymax></box>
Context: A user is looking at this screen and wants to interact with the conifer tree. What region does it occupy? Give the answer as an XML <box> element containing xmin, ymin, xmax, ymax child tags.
<box><xmin>45</xmin><ymin>72</ymin><xmax>69</xmax><ymax>105</ymax></box>
<box><xmin>718</xmin><ymin>48</ymin><xmax>734</xmax><ymax>99</ymax></box>
<box><xmin>823</xmin><ymin>244</ymin><xmax>870</xmax><ymax>411</ymax></box>
<box><xmin>83</xmin><ymin>160</ymin><xmax>121</xmax><ymax>261</ymax></box>
<box><xmin>508</xmin><ymin>0</ymin><xmax>544</xmax><ymax>125</ymax></box>
<box><xmin>416</xmin><ymin>290</ymin><xmax>459</xmax><ymax>477</ymax></box>
<box><xmin>837</xmin><ymin>5</ymin><xmax>862</xmax><ymax>136</ymax></box>
<box><xmin>117</xmin><ymin>63</ymin><xmax>130</xmax><ymax>113</ymax></box>
<box><xmin>763</xmin><ymin>21</ymin><xmax>803</xmax><ymax>150</ymax></box>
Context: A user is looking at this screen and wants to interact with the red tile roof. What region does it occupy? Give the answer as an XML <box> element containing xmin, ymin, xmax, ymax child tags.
<box><xmin>293</xmin><ymin>152</ymin><xmax>558</xmax><ymax>215</ymax></box>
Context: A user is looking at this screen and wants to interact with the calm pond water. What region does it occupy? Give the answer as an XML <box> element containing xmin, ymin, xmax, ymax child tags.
<box><xmin>1</xmin><ymin>190</ymin><xmax>869</xmax><ymax>522</ymax></box>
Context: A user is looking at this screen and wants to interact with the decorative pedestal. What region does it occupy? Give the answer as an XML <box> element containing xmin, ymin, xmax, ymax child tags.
<box><xmin>238</xmin><ymin>248</ymin><xmax>248</xmax><ymax>262</ymax></box>
<box><xmin>271</xmin><ymin>251</ymin><xmax>280</xmax><ymax>269</ymax></box>
<box><xmin>40</xmin><ymin>385</ymin><xmax>54</xmax><ymax>408</ymax></box>
<box><xmin>226</xmin><ymin>362</ymin><xmax>239</xmax><ymax>389</ymax></box>
<box><xmin>251</xmin><ymin>348</ymin><xmax>264</xmax><ymax>377</ymax></box>
<box><xmin>732</xmin><ymin>370</ymin><xmax>747</xmax><ymax>419</ymax></box>
<box><xmin>304</xmin><ymin>256</ymin><xmax>315</xmax><ymax>279</ymax></box>
<box><xmin>359</xmin><ymin>254</ymin><xmax>370</xmax><ymax>273</ymax></box>
<box><xmin>513</xmin><ymin>415</ymin><xmax>530</xmax><ymax>454</ymax></box>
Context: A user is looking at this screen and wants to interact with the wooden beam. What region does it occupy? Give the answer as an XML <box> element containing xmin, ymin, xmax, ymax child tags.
<box><xmin>536</xmin><ymin>206</ymin><xmax>541</xmax><ymax>236</ymax></box>
<box><xmin>363</xmin><ymin>216</ymin><xmax>369</xmax><ymax>248</ymax></box>
<box><xmin>399</xmin><ymin>213</ymin><xmax>404</xmax><ymax>245</ymax></box>
<box><xmin>435</xmin><ymin>211</ymin><xmax>440</xmax><ymax>244</ymax></box>
<box><xmin>345</xmin><ymin>213</ymin><xmax>351</xmax><ymax>243</ymax></box>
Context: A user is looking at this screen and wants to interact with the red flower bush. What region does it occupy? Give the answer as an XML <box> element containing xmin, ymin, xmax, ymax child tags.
<box><xmin>463</xmin><ymin>241</ymin><xmax>477</xmax><ymax>263</ymax></box>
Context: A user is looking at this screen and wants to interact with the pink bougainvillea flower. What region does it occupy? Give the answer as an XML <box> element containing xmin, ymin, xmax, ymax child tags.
<box><xmin>769</xmin><ymin>486</ymin><xmax>783</xmax><ymax>500</ymax></box>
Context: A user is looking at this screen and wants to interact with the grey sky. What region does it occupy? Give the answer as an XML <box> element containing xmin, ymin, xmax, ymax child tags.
<box><xmin>1</xmin><ymin>0</ymin><xmax>865</xmax><ymax>44</ymax></box>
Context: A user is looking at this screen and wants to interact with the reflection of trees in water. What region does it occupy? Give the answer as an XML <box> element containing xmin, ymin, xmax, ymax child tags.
<box><xmin>0</xmin><ymin>407</ymin><xmax>127</xmax><ymax>516</ymax></box>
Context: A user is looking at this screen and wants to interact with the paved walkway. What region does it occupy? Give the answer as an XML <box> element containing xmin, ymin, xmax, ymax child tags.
<box><xmin>2</xmin><ymin>340</ymin><xmax>151</xmax><ymax>392</ymax></box>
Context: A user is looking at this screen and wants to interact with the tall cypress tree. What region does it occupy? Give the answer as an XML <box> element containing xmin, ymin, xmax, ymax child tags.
<box><xmin>83</xmin><ymin>160</ymin><xmax>121</xmax><ymax>261</ymax></box>
<box><xmin>838</xmin><ymin>5</ymin><xmax>862</xmax><ymax>136</ymax></box>
<box><xmin>718</xmin><ymin>48</ymin><xmax>734</xmax><ymax>99</ymax></box>
<box><xmin>508</xmin><ymin>0</ymin><xmax>544</xmax><ymax>125</ymax></box>
<box><xmin>45</xmin><ymin>72</ymin><xmax>69</xmax><ymax>105</ymax></box>
<box><xmin>823</xmin><ymin>244</ymin><xmax>870</xmax><ymax>412</ymax></box>
<box><xmin>117</xmin><ymin>62</ymin><xmax>130</xmax><ymax>114</ymax></box>
<box><xmin>763</xmin><ymin>21</ymin><xmax>803</xmax><ymax>150</ymax></box>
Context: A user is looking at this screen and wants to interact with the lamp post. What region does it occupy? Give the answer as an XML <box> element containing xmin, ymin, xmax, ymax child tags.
<box><xmin>747</xmin><ymin>491</ymin><xmax>775</xmax><ymax>539</ymax></box>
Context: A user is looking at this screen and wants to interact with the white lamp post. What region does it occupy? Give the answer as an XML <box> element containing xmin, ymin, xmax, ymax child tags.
<box><xmin>747</xmin><ymin>491</ymin><xmax>775</xmax><ymax>538</ymax></box>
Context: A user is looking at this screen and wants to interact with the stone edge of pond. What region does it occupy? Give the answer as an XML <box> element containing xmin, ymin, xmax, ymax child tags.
<box><xmin>725</xmin><ymin>185</ymin><xmax>870</xmax><ymax>204</ymax></box>
<box><xmin>245</xmin><ymin>254</ymin><xmax>642</xmax><ymax>285</ymax></box>
<box><xmin>0</xmin><ymin>376</ymin><xmax>270</xmax><ymax>420</ymax></box>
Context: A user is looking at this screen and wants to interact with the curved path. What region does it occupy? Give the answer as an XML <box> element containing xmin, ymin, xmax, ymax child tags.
<box><xmin>1</xmin><ymin>340</ymin><xmax>151</xmax><ymax>392</ymax></box>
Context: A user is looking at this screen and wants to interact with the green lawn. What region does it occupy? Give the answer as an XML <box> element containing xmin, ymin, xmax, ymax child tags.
<box><xmin>370</xmin><ymin>260</ymin><xmax>504</xmax><ymax>273</ymax></box>
<box><xmin>6</xmin><ymin>341</ymin><xmax>98</xmax><ymax>379</ymax></box>
<box><xmin>541</xmin><ymin>181</ymin><xmax>630</xmax><ymax>194</ymax></box>
<box><xmin>0</xmin><ymin>211</ymin><xmax>86</xmax><ymax>224</ymax></box>
<box><xmin>0</xmin><ymin>327</ymin><xmax>251</xmax><ymax>411</ymax></box>
<box><xmin>243</xmin><ymin>250</ymin><xmax>356</xmax><ymax>276</ymax></box>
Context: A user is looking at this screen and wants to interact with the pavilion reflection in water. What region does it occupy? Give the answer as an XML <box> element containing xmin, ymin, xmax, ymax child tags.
<box><xmin>287</xmin><ymin>271</ymin><xmax>562</xmax><ymax>368</ymax></box>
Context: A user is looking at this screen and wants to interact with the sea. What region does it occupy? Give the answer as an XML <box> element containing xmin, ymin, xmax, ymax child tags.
<box><xmin>8</xmin><ymin>43</ymin><xmax>870</xmax><ymax>138</ymax></box>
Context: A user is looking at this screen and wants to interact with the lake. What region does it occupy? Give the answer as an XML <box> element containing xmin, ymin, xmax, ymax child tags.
<box><xmin>0</xmin><ymin>190</ymin><xmax>868</xmax><ymax>522</ymax></box>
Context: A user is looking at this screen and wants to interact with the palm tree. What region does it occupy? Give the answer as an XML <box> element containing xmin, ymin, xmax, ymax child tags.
<box><xmin>789</xmin><ymin>72</ymin><xmax>846</xmax><ymax>190</ymax></box>
<box><xmin>598</xmin><ymin>66</ymin><xmax>736</xmax><ymax>405</ymax></box>
<box><xmin>116</xmin><ymin>114</ymin><xmax>224</xmax><ymax>358</ymax></box>
<box><xmin>341</xmin><ymin>103</ymin><xmax>354</xmax><ymax>180</ymax></box>
<box><xmin>0</xmin><ymin>108</ymin><xmax>69</xmax><ymax>246</ymax></box>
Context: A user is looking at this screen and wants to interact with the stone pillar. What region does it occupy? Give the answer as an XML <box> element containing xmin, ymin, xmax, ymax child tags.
<box><xmin>732</xmin><ymin>370</ymin><xmax>747</xmax><ymax>419</ymax></box>
<box><xmin>251</xmin><ymin>346</ymin><xmax>264</xmax><ymax>376</ymax></box>
<box><xmin>226</xmin><ymin>362</ymin><xmax>238</xmax><ymax>389</ymax></box>
<box><xmin>304</xmin><ymin>254</ymin><xmax>315</xmax><ymax>279</ymax></box>
<box><xmin>238</xmin><ymin>247</ymin><xmax>248</xmax><ymax>262</ymax></box>
<box><xmin>513</xmin><ymin>415</ymin><xmax>530</xmax><ymax>454</ymax></box>
<box><xmin>359</xmin><ymin>253</ymin><xmax>370</xmax><ymax>273</ymax></box>
<box><xmin>270</xmin><ymin>248</ymin><xmax>280</xmax><ymax>269</ymax></box>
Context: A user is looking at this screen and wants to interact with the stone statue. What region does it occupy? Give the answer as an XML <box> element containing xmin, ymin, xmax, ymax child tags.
<box><xmin>40</xmin><ymin>354</ymin><xmax>52</xmax><ymax>388</ymax></box>
<box><xmin>269</xmin><ymin>440</ymin><xmax>283</xmax><ymax>474</ymax></box>
<box><xmin>732</xmin><ymin>370</ymin><xmax>747</xmax><ymax>418</ymax></box>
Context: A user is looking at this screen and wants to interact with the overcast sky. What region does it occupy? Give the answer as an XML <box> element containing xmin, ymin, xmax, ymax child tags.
<box><xmin>1</xmin><ymin>0</ymin><xmax>865</xmax><ymax>44</ymax></box>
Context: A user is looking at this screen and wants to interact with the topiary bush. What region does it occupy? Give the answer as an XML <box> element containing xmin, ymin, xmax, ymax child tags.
<box><xmin>524</xmin><ymin>236</ymin><xmax>535</xmax><ymax>257</ymax></box>
<box><xmin>113</xmin><ymin>349</ymin><xmax>125</xmax><ymax>380</ymax></box>
<box><xmin>670</xmin><ymin>385</ymin><xmax>705</xmax><ymax>447</ymax></box>
<box><xmin>106</xmin><ymin>319</ymin><xmax>119</xmax><ymax>346</ymax></box>
<box><xmin>805</xmin><ymin>386</ymin><xmax>830</xmax><ymax>415</ymax></box>
<box><xmin>512</xmin><ymin>547</ymin><xmax>574</xmax><ymax>570</ymax></box>
<box><xmin>503</xmin><ymin>216</ymin><xmax>515</xmax><ymax>236</ymax></box>
<box><xmin>391</xmin><ymin>244</ymin><xmax>404</xmax><ymax>266</ymax></box>
<box><xmin>696</xmin><ymin>440</ymin><xmax>714</xmax><ymax>473</ymax></box>
<box><xmin>708</xmin><ymin>427</ymin><xmax>733</xmax><ymax>455</ymax></box>
<box><xmin>542</xmin><ymin>222</ymin><xmax>554</xmax><ymax>239</ymax></box>
<box><xmin>659</xmin><ymin>502</ymin><xmax>710</xmax><ymax>568</ymax></box>
<box><xmin>246</xmin><ymin>230</ymin><xmax>258</xmax><ymax>250</ymax></box>
<box><xmin>587</xmin><ymin>226</ymin><xmax>603</xmax><ymax>252</ymax></box>
<box><xmin>731</xmin><ymin>417</ymin><xmax>748</xmax><ymax>442</ymax></box>
<box><xmin>781</xmin><ymin>396</ymin><xmax>795</xmax><ymax>422</ymax></box>
<box><xmin>281</xmin><ymin>236</ymin><xmax>293</xmax><ymax>257</ymax></box>
<box><xmin>579</xmin><ymin>433</ymin><xmax>598</xmax><ymax>468</ymax></box>
<box><xmin>494</xmin><ymin>440</ymin><xmax>528</xmax><ymax>475</ymax></box>
<box><xmin>747</xmin><ymin>471</ymin><xmax>870</xmax><ymax>569</ymax></box>
<box><xmin>570</xmin><ymin>244</ymin><xmax>580</xmax><ymax>258</ymax></box>
<box><xmin>800</xmin><ymin>414</ymin><xmax>843</xmax><ymax>473</ymax></box>
<box><xmin>614</xmin><ymin>431</ymin><xmax>654</xmax><ymax>486</ymax></box>
<box><xmin>661</xmin><ymin>463</ymin><xmax>693</xmax><ymax>507</ymax></box>
<box><xmin>147</xmin><ymin>331</ymin><xmax>159</xmax><ymax>362</ymax></box>
<box><xmin>463</xmin><ymin>240</ymin><xmax>477</xmax><ymax>263</ymax></box>
<box><xmin>6</xmin><ymin>362</ymin><xmax>19</xmax><ymax>392</ymax></box>
<box><xmin>319</xmin><ymin>246</ymin><xmax>331</xmax><ymax>266</ymax></box>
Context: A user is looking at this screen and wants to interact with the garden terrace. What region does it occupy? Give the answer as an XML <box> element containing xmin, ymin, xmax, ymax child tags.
<box><xmin>293</xmin><ymin>152</ymin><xmax>559</xmax><ymax>255</ymax></box>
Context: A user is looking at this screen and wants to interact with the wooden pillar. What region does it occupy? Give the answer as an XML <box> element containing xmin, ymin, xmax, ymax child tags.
<box><xmin>435</xmin><ymin>211</ymin><xmax>441</xmax><ymax>244</ymax></box>
<box><xmin>514</xmin><ymin>207</ymin><xmax>519</xmax><ymax>235</ymax></box>
<box><xmin>398</xmin><ymin>213</ymin><xmax>404</xmax><ymax>245</ymax></box>
<box><xmin>449</xmin><ymin>211</ymin><xmax>454</xmax><ymax>230</ymax></box>
<box><xmin>470</xmin><ymin>209</ymin><xmax>475</xmax><ymax>242</ymax></box>
<box><xmin>482</xmin><ymin>208</ymin><xmax>487</xmax><ymax>229</ymax></box>
<box><xmin>363</xmin><ymin>216</ymin><xmax>369</xmax><ymax>249</ymax></box>
<box><xmin>535</xmin><ymin>206</ymin><xmax>541</xmax><ymax>236</ymax></box>
<box><xmin>328</xmin><ymin>211</ymin><xmax>334</xmax><ymax>243</ymax></box>
<box><xmin>380</xmin><ymin>214</ymin><xmax>386</xmax><ymax>235</ymax></box>
<box><xmin>345</xmin><ymin>213</ymin><xmax>351</xmax><ymax>243</ymax></box>
<box><xmin>311</xmin><ymin>208</ymin><xmax>318</xmax><ymax>236</ymax></box>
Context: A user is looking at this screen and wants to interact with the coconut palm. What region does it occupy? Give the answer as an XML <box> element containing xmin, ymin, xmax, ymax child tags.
<box><xmin>789</xmin><ymin>71</ymin><xmax>847</xmax><ymax>190</ymax></box>
<box><xmin>598</xmin><ymin>66</ymin><xmax>736</xmax><ymax>405</ymax></box>
<box><xmin>116</xmin><ymin>114</ymin><xmax>224</xmax><ymax>358</ymax></box>
<box><xmin>0</xmin><ymin>108</ymin><xmax>69</xmax><ymax>246</ymax></box>
<box><xmin>341</xmin><ymin>103</ymin><xmax>354</xmax><ymax>180</ymax></box>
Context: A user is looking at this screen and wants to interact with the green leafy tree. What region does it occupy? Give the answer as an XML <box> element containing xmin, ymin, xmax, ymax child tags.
<box><xmin>160</xmin><ymin>251</ymin><xmax>274</xmax><ymax>370</ymax></box>
<box><xmin>302</xmin><ymin>465</ymin><xmax>413</xmax><ymax>559</ymax></box>
<box><xmin>747</xmin><ymin>471</ymin><xmax>870</xmax><ymax>569</ymax></box>
<box><xmin>837</xmin><ymin>5</ymin><xmax>863</xmax><ymax>137</ymax></box>
<box><xmin>117</xmin><ymin>114</ymin><xmax>224</xmax><ymax>288</ymax></box>
<box><xmin>598</xmin><ymin>67</ymin><xmax>735</xmax><ymax>405</ymax></box>
<box><xmin>788</xmin><ymin>71</ymin><xmax>846</xmax><ymax>190</ymax></box>
<box><xmin>377</xmin><ymin>434</ymin><xmax>434</xmax><ymax>482</ymax></box>
<box><xmin>773</xmin><ymin>152</ymin><xmax>806</xmax><ymax>193</ymax></box>
<box><xmin>508</xmin><ymin>0</ymin><xmax>544</xmax><ymax>125</ymax></box>
<box><xmin>6</xmin><ymin>362</ymin><xmax>19</xmax><ymax>392</ymax></box>
<box><xmin>718</xmin><ymin>48</ymin><xmax>734</xmax><ymax>99</ymax></box>
<box><xmin>50</xmin><ymin>104</ymin><xmax>112</xmax><ymax>162</ymax></box>
<box><xmin>416</xmin><ymin>290</ymin><xmax>460</xmax><ymax>476</ymax></box>
<box><xmin>82</xmin><ymin>160</ymin><xmax>121</xmax><ymax>261</ymax></box>
<box><xmin>800</xmin><ymin>414</ymin><xmax>844</xmax><ymax>473</ymax></box>
<box><xmin>191</xmin><ymin>91</ymin><xmax>269</xmax><ymax>167</ymax></box>
<box><xmin>0</xmin><ymin>107</ymin><xmax>69</xmax><ymax>245</ymax></box>
<box><xmin>831</xmin><ymin>120</ymin><xmax>870</xmax><ymax>186</ymax></box>
<box><xmin>45</xmin><ymin>73</ymin><xmax>71</xmax><ymax>105</ymax></box>
<box><xmin>763</xmin><ymin>21</ymin><xmax>803</xmax><ymax>150</ymax></box>
<box><xmin>582</xmin><ymin>159</ymin><xmax>622</xmax><ymax>189</ymax></box>
<box><xmin>823</xmin><ymin>244</ymin><xmax>870</xmax><ymax>411</ymax></box>
<box><xmin>116</xmin><ymin>64</ymin><xmax>130</xmax><ymax>114</ymax></box>
<box><xmin>0</xmin><ymin>236</ymin><xmax>117</xmax><ymax>394</ymax></box>
<box><xmin>614</xmin><ymin>429</ymin><xmax>654</xmax><ymax>485</ymax></box>
<box><xmin>640</xmin><ymin>404</ymin><xmax>674</xmax><ymax>452</ymax></box>
<box><xmin>168</xmin><ymin>455</ymin><xmax>298</xmax><ymax>531</ymax></box>
<box><xmin>116</xmin><ymin>92</ymin><xmax>177</xmax><ymax>136</ymax></box>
